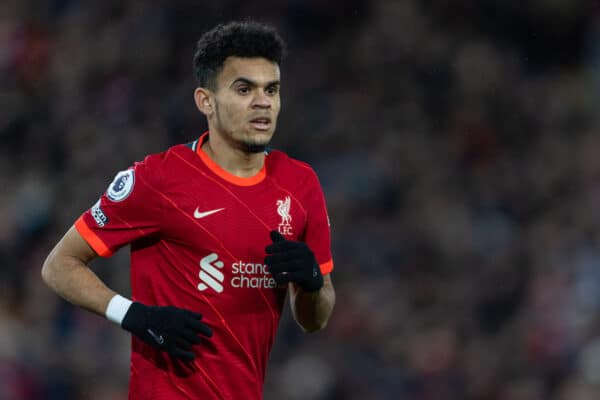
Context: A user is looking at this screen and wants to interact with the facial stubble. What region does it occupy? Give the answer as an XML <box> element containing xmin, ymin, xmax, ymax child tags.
<box><xmin>214</xmin><ymin>101</ymin><xmax>269</xmax><ymax>154</ymax></box>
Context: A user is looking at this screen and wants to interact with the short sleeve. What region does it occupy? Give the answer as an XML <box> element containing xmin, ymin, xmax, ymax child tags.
<box><xmin>75</xmin><ymin>156</ymin><xmax>163</xmax><ymax>257</ymax></box>
<box><xmin>302</xmin><ymin>171</ymin><xmax>334</xmax><ymax>275</ymax></box>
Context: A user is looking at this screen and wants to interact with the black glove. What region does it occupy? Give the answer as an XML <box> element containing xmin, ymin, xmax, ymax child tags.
<box><xmin>121</xmin><ymin>302</ymin><xmax>213</xmax><ymax>361</ymax></box>
<box><xmin>264</xmin><ymin>231</ymin><xmax>324</xmax><ymax>292</ymax></box>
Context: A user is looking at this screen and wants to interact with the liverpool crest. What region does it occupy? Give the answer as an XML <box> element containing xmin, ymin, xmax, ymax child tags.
<box><xmin>277</xmin><ymin>196</ymin><xmax>292</xmax><ymax>235</ymax></box>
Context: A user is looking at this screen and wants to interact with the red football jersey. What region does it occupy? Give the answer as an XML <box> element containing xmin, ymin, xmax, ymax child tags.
<box><xmin>75</xmin><ymin>132</ymin><xmax>333</xmax><ymax>400</ymax></box>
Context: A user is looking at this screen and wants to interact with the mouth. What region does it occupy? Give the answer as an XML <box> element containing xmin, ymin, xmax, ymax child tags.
<box><xmin>249</xmin><ymin>117</ymin><xmax>272</xmax><ymax>131</ymax></box>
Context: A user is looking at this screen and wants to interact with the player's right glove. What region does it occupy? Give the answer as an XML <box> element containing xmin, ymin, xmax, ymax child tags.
<box><xmin>121</xmin><ymin>302</ymin><xmax>213</xmax><ymax>361</ymax></box>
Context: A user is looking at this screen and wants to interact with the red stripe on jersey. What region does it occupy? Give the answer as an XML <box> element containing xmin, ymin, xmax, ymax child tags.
<box><xmin>77</xmin><ymin>142</ymin><xmax>333</xmax><ymax>399</ymax></box>
<box><xmin>199</xmin><ymin>291</ymin><xmax>261</xmax><ymax>380</ymax></box>
<box><xmin>160</xmin><ymin>238</ymin><xmax>269</xmax><ymax>375</ymax></box>
<box><xmin>171</xmin><ymin>378</ymin><xmax>204</xmax><ymax>399</ymax></box>
<box><xmin>194</xmin><ymin>364</ymin><xmax>226</xmax><ymax>400</ymax></box>
<box><xmin>287</xmin><ymin>156</ymin><xmax>317</xmax><ymax>172</ymax></box>
<box><xmin>173</xmin><ymin>151</ymin><xmax>273</xmax><ymax>232</ymax></box>
<box><xmin>74</xmin><ymin>216</ymin><xmax>113</xmax><ymax>257</ymax></box>
<box><xmin>137</xmin><ymin>170</ymin><xmax>279</xmax><ymax>329</ymax></box>
<box><xmin>136</xmin><ymin>172</ymin><xmax>238</xmax><ymax>260</ymax></box>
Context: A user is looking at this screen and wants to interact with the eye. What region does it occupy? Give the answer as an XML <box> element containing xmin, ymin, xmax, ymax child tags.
<box><xmin>237</xmin><ymin>86</ymin><xmax>250</xmax><ymax>95</ymax></box>
<box><xmin>266</xmin><ymin>85</ymin><xmax>279</xmax><ymax>95</ymax></box>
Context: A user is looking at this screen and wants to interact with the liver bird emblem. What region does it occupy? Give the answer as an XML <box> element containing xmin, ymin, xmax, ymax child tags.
<box><xmin>277</xmin><ymin>196</ymin><xmax>292</xmax><ymax>226</ymax></box>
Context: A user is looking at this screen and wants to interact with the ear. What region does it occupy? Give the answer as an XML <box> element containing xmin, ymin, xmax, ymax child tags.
<box><xmin>194</xmin><ymin>87</ymin><xmax>213</xmax><ymax>116</ymax></box>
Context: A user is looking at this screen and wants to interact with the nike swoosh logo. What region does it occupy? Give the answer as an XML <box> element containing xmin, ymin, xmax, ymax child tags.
<box><xmin>147</xmin><ymin>329</ymin><xmax>164</xmax><ymax>345</ymax></box>
<box><xmin>194</xmin><ymin>207</ymin><xmax>225</xmax><ymax>219</ymax></box>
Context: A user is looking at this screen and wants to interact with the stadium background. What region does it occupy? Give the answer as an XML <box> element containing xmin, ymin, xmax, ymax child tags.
<box><xmin>2</xmin><ymin>0</ymin><xmax>600</xmax><ymax>398</ymax></box>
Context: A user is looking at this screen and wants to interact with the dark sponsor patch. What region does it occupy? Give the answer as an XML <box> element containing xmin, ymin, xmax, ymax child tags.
<box><xmin>91</xmin><ymin>200</ymin><xmax>109</xmax><ymax>227</ymax></box>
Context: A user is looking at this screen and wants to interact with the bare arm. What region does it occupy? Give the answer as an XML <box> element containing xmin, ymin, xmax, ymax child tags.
<box><xmin>42</xmin><ymin>225</ymin><xmax>213</xmax><ymax>361</ymax></box>
<box><xmin>289</xmin><ymin>274</ymin><xmax>335</xmax><ymax>332</ymax></box>
<box><xmin>41</xmin><ymin>225</ymin><xmax>117</xmax><ymax>317</ymax></box>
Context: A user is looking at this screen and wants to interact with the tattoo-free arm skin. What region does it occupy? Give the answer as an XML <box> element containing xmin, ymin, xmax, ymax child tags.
<box><xmin>41</xmin><ymin>225</ymin><xmax>117</xmax><ymax>317</ymax></box>
<box><xmin>289</xmin><ymin>274</ymin><xmax>335</xmax><ymax>332</ymax></box>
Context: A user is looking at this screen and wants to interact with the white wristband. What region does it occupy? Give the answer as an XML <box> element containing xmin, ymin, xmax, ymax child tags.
<box><xmin>105</xmin><ymin>294</ymin><xmax>133</xmax><ymax>325</ymax></box>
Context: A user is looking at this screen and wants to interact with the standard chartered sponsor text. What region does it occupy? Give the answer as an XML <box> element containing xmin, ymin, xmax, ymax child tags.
<box><xmin>231</xmin><ymin>261</ymin><xmax>277</xmax><ymax>289</ymax></box>
<box><xmin>198</xmin><ymin>255</ymin><xmax>278</xmax><ymax>292</ymax></box>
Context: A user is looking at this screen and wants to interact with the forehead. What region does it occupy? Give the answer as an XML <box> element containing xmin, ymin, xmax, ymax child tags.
<box><xmin>216</xmin><ymin>56</ymin><xmax>280</xmax><ymax>86</ymax></box>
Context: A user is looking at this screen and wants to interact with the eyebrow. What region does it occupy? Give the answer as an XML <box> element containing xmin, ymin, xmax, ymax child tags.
<box><xmin>230</xmin><ymin>77</ymin><xmax>281</xmax><ymax>88</ymax></box>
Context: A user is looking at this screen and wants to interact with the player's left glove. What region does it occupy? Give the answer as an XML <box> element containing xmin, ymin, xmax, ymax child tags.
<box><xmin>264</xmin><ymin>231</ymin><xmax>324</xmax><ymax>292</ymax></box>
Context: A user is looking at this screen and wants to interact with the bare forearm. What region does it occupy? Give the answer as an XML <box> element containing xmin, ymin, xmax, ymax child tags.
<box><xmin>41</xmin><ymin>227</ymin><xmax>116</xmax><ymax>317</ymax></box>
<box><xmin>42</xmin><ymin>254</ymin><xmax>115</xmax><ymax>317</ymax></box>
<box><xmin>290</xmin><ymin>277</ymin><xmax>335</xmax><ymax>332</ymax></box>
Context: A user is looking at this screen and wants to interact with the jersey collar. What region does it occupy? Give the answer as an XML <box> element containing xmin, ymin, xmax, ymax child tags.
<box><xmin>195</xmin><ymin>131</ymin><xmax>267</xmax><ymax>186</ymax></box>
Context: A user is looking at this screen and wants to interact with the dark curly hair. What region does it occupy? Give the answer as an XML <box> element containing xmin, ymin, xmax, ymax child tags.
<box><xmin>193</xmin><ymin>21</ymin><xmax>287</xmax><ymax>89</ymax></box>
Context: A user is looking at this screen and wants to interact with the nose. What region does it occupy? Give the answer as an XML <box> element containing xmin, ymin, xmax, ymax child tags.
<box><xmin>251</xmin><ymin>89</ymin><xmax>271</xmax><ymax>109</ymax></box>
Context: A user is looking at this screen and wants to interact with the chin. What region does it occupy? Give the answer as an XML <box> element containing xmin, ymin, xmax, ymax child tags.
<box><xmin>246</xmin><ymin>132</ymin><xmax>274</xmax><ymax>147</ymax></box>
<box><xmin>243</xmin><ymin>143</ymin><xmax>268</xmax><ymax>153</ymax></box>
<box><xmin>238</xmin><ymin>137</ymin><xmax>271</xmax><ymax>153</ymax></box>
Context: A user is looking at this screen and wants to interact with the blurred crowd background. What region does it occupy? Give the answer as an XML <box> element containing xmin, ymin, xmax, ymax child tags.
<box><xmin>3</xmin><ymin>0</ymin><xmax>600</xmax><ymax>399</ymax></box>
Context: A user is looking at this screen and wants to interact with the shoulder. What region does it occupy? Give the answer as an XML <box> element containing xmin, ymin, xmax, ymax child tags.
<box><xmin>128</xmin><ymin>143</ymin><xmax>194</xmax><ymax>187</ymax></box>
<box><xmin>133</xmin><ymin>143</ymin><xmax>192</xmax><ymax>171</ymax></box>
<box><xmin>266</xmin><ymin>149</ymin><xmax>321</xmax><ymax>187</ymax></box>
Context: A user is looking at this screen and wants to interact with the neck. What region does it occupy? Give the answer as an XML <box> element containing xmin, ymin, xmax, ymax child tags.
<box><xmin>201</xmin><ymin>130</ymin><xmax>265</xmax><ymax>178</ymax></box>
